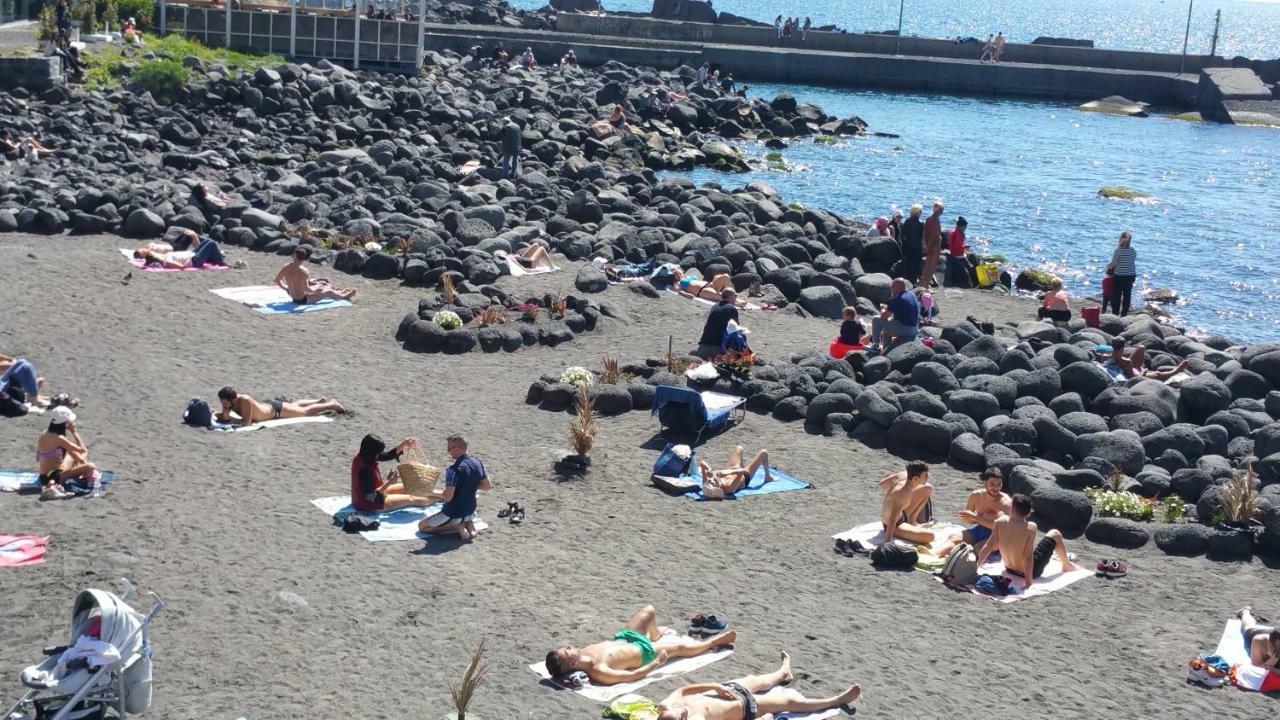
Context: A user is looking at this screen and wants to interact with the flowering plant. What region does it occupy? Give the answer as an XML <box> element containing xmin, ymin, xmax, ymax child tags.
<box><xmin>434</xmin><ymin>310</ymin><xmax>462</xmax><ymax>330</ymax></box>
<box><xmin>518</xmin><ymin>301</ymin><xmax>541</xmax><ymax>322</ymax></box>
<box><xmin>715</xmin><ymin>349</ymin><xmax>755</xmax><ymax>379</ymax></box>
<box><xmin>560</xmin><ymin>366</ymin><xmax>593</xmax><ymax>388</ymax></box>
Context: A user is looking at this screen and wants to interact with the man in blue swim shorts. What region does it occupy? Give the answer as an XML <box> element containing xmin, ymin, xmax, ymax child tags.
<box><xmin>936</xmin><ymin>468</ymin><xmax>1011</xmax><ymax>559</ymax></box>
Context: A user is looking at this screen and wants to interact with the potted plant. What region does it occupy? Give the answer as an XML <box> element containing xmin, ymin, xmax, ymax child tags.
<box><xmin>1215</xmin><ymin>462</ymin><xmax>1262</xmax><ymax>543</ymax></box>
<box><xmin>556</xmin><ymin>384</ymin><xmax>597</xmax><ymax>474</ymax></box>
<box><xmin>442</xmin><ymin>641</ymin><xmax>490</xmax><ymax>720</ymax></box>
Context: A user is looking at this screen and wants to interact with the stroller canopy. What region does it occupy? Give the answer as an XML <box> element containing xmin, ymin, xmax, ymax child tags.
<box><xmin>70</xmin><ymin>589</ymin><xmax>143</xmax><ymax>658</ymax></box>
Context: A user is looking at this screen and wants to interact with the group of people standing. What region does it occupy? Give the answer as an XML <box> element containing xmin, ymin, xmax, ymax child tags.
<box><xmin>773</xmin><ymin>15</ymin><xmax>812</xmax><ymax>41</ymax></box>
<box><xmin>978</xmin><ymin>32</ymin><xmax>1007</xmax><ymax>63</ymax></box>
<box><xmin>867</xmin><ymin>200</ymin><xmax>971</xmax><ymax>290</ymax></box>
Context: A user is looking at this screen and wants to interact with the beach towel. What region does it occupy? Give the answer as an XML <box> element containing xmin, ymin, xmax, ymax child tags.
<box><xmin>311</xmin><ymin>496</ymin><xmax>488</xmax><ymax>542</ymax></box>
<box><xmin>678</xmin><ymin>465</ymin><xmax>813</xmax><ymax>501</ymax></box>
<box><xmin>528</xmin><ymin>645</ymin><xmax>732</xmax><ymax>703</ymax></box>
<box><xmin>833</xmin><ymin>521</ymin><xmax>1092</xmax><ymax>602</ymax></box>
<box><xmin>502</xmin><ymin>253</ymin><xmax>559</xmax><ymax>276</ymax></box>
<box><xmin>212</xmin><ymin>416</ymin><xmax>335</xmax><ymax>433</ymax></box>
<box><xmin>664</xmin><ymin>288</ymin><xmax>763</xmax><ymax>311</ymax></box>
<box><xmin>1215</xmin><ymin>619</ymin><xmax>1280</xmax><ymax>692</ymax></box>
<box><xmin>118</xmin><ymin>248</ymin><xmax>228</xmax><ymax>272</ymax></box>
<box><xmin>0</xmin><ymin>535</ymin><xmax>49</xmax><ymax>567</ymax></box>
<box><xmin>0</xmin><ymin>470</ymin><xmax>116</xmax><ymax>494</ymax></box>
<box><xmin>210</xmin><ymin>286</ymin><xmax>352</xmax><ymax>314</ymax></box>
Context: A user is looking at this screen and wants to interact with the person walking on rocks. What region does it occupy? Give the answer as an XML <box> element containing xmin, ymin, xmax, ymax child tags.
<box><xmin>919</xmin><ymin>200</ymin><xmax>944</xmax><ymax>288</ymax></box>
<box><xmin>1107</xmin><ymin>230</ymin><xmax>1137</xmax><ymax>316</ymax></box>
<box><xmin>499</xmin><ymin>118</ymin><xmax>522</xmax><ymax>179</ymax></box>
<box><xmin>898</xmin><ymin>204</ymin><xmax>924</xmax><ymax>282</ymax></box>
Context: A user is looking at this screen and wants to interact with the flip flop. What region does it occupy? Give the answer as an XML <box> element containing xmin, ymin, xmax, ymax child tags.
<box><xmin>834</xmin><ymin>538</ymin><xmax>853</xmax><ymax>557</ymax></box>
<box><xmin>497</xmin><ymin>502</ymin><xmax>519</xmax><ymax>519</ymax></box>
<box><xmin>509</xmin><ymin>509</ymin><xmax>525</xmax><ymax>525</ymax></box>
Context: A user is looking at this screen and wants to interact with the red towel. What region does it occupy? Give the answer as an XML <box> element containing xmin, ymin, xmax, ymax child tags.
<box><xmin>0</xmin><ymin>535</ymin><xmax>49</xmax><ymax>567</ymax></box>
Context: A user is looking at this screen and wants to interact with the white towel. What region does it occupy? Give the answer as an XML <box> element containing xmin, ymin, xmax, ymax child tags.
<box><xmin>503</xmin><ymin>253</ymin><xmax>559</xmax><ymax>276</ymax></box>
<box><xmin>528</xmin><ymin>646</ymin><xmax>732</xmax><ymax>703</ymax></box>
<box><xmin>215</xmin><ymin>416</ymin><xmax>334</xmax><ymax>433</ymax></box>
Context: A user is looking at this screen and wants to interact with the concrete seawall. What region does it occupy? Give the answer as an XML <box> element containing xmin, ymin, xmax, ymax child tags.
<box><xmin>422</xmin><ymin>23</ymin><xmax>1200</xmax><ymax>107</ymax></box>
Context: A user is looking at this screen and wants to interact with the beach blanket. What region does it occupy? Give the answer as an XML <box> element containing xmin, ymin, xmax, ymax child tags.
<box><xmin>118</xmin><ymin>248</ymin><xmax>229</xmax><ymax>272</ymax></box>
<box><xmin>528</xmin><ymin>645</ymin><xmax>732</xmax><ymax>703</ymax></box>
<box><xmin>502</xmin><ymin>253</ymin><xmax>559</xmax><ymax>276</ymax></box>
<box><xmin>664</xmin><ymin>288</ymin><xmax>763</xmax><ymax>311</ymax></box>
<box><xmin>212</xmin><ymin>416</ymin><xmax>335</xmax><ymax>433</ymax></box>
<box><xmin>0</xmin><ymin>470</ymin><xmax>116</xmax><ymax>494</ymax></box>
<box><xmin>311</xmin><ymin>495</ymin><xmax>488</xmax><ymax>542</ymax></box>
<box><xmin>665</xmin><ymin>465</ymin><xmax>812</xmax><ymax>501</ymax></box>
<box><xmin>1215</xmin><ymin>619</ymin><xmax>1280</xmax><ymax>692</ymax></box>
<box><xmin>833</xmin><ymin>521</ymin><xmax>1092</xmax><ymax>603</ymax></box>
<box><xmin>0</xmin><ymin>535</ymin><xmax>49</xmax><ymax>567</ymax></box>
<box><xmin>210</xmin><ymin>286</ymin><xmax>352</xmax><ymax>314</ymax></box>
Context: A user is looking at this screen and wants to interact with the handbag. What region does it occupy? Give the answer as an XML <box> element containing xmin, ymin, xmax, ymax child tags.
<box><xmin>396</xmin><ymin>438</ymin><xmax>442</xmax><ymax>496</ymax></box>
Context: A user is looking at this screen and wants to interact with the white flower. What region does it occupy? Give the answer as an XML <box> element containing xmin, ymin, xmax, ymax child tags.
<box><xmin>560</xmin><ymin>366</ymin><xmax>593</xmax><ymax>387</ymax></box>
<box><xmin>364</xmin><ymin>241</ymin><xmax>382</xmax><ymax>253</ymax></box>
<box><xmin>434</xmin><ymin>310</ymin><xmax>462</xmax><ymax>330</ymax></box>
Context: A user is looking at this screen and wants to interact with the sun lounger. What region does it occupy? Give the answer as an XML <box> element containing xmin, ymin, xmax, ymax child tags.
<box><xmin>209</xmin><ymin>286</ymin><xmax>352</xmax><ymax>314</ymax></box>
<box><xmin>0</xmin><ymin>535</ymin><xmax>49</xmax><ymax>567</ymax></box>
<box><xmin>0</xmin><ymin>470</ymin><xmax>116</xmax><ymax>495</ymax></box>
<box><xmin>651</xmin><ymin>386</ymin><xmax>745</xmax><ymax>443</ymax></box>
<box><xmin>311</xmin><ymin>496</ymin><xmax>488</xmax><ymax>542</ymax></box>
<box><xmin>118</xmin><ymin>249</ymin><xmax>228</xmax><ymax>272</ymax></box>
<box><xmin>527</xmin><ymin>643</ymin><xmax>732</xmax><ymax>703</ymax></box>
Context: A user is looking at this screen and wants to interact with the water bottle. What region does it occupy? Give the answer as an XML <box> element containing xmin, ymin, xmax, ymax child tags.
<box><xmin>90</xmin><ymin>472</ymin><xmax>102</xmax><ymax>498</ymax></box>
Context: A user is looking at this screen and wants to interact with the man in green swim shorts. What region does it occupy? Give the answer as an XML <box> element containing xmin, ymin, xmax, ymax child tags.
<box><xmin>544</xmin><ymin>605</ymin><xmax>736</xmax><ymax>686</ymax></box>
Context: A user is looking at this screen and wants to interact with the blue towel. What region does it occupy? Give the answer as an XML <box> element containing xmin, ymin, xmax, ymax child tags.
<box><xmin>684</xmin><ymin>465</ymin><xmax>812</xmax><ymax>501</ymax></box>
<box><xmin>0</xmin><ymin>470</ymin><xmax>116</xmax><ymax>494</ymax></box>
<box><xmin>253</xmin><ymin>299</ymin><xmax>352</xmax><ymax>315</ymax></box>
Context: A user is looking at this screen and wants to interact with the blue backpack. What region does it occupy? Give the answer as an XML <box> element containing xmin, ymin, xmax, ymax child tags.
<box><xmin>183</xmin><ymin>398</ymin><xmax>213</xmax><ymax>428</ymax></box>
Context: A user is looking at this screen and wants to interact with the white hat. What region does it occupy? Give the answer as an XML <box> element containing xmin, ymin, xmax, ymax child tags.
<box><xmin>672</xmin><ymin>444</ymin><xmax>692</xmax><ymax>461</ymax></box>
<box><xmin>51</xmin><ymin>406</ymin><xmax>76</xmax><ymax>425</ymax></box>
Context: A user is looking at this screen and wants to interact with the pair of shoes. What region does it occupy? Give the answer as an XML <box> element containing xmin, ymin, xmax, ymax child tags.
<box><xmin>497</xmin><ymin>501</ymin><xmax>519</xmax><ymax>519</ymax></box>
<box><xmin>40</xmin><ymin>485</ymin><xmax>73</xmax><ymax>501</ymax></box>
<box><xmin>865</xmin><ymin>345</ymin><xmax>881</xmax><ymax>357</ymax></box>
<box><xmin>1095</xmin><ymin>559</ymin><xmax>1127</xmax><ymax>578</ymax></box>
<box><xmin>689</xmin><ymin>613</ymin><xmax>728</xmax><ymax>634</ymax></box>
<box><xmin>834</xmin><ymin>538</ymin><xmax>855</xmax><ymax>557</ymax></box>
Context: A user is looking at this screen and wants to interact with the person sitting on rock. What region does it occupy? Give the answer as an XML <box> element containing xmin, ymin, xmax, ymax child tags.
<box><xmin>0</xmin><ymin>130</ymin><xmax>56</xmax><ymax>158</ymax></box>
<box><xmin>491</xmin><ymin>41</ymin><xmax>509</xmax><ymax>68</ymax></box>
<box><xmin>696</xmin><ymin>445</ymin><xmax>770</xmax><ymax>499</ymax></box>
<box><xmin>1239</xmin><ymin>606</ymin><xmax>1280</xmax><ymax>670</ymax></box>
<box><xmin>520</xmin><ymin>47</ymin><xmax>537</xmax><ymax>69</ymax></box>
<box><xmin>121</xmin><ymin>17</ymin><xmax>142</xmax><ymax>46</ymax></box>
<box><xmin>1103</xmin><ymin>338</ymin><xmax>1188</xmax><ymax>382</ymax></box>
<box><xmin>868</xmin><ymin>277</ymin><xmax>919</xmax><ymax>353</ymax></box>
<box><xmin>559</xmin><ymin>49</ymin><xmax>578</xmax><ymax>68</ymax></box>
<box><xmin>974</xmin><ymin>493</ymin><xmax>1078</xmax><ymax>588</ymax></box>
<box><xmin>1037</xmin><ymin>278</ymin><xmax>1071</xmax><ymax>323</ymax></box>
<box><xmin>878</xmin><ymin>461</ymin><xmax>936</xmax><ymax>545</ymax></box>
<box><xmin>509</xmin><ymin>241</ymin><xmax>553</xmax><ymax>269</ymax></box>
<box><xmin>608</xmin><ymin>103</ymin><xmax>629</xmax><ymax>131</ymax></box>
<box><xmin>215</xmin><ymin>386</ymin><xmax>346</xmax><ymax>427</ymax></box>
<box><xmin>934</xmin><ymin>468</ymin><xmax>1012</xmax><ymax>558</ymax></box>
<box><xmin>915</xmin><ymin>287</ymin><xmax>938</xmax><ymax>325</ymax></box>
<box><xmin>274</xmin><ymin>246</ymin><xmax>357</xmax><ymax>304</ymax></box>
<box><xmin>544</xmin><ymin>605</ymin><xmax>736</xmax><ymax>686</ymax></box>
<box><xmin>192</xmin><ymin>183</ymin><xmax>233</xmax><ymax>218</ymax></box>
<box><xmin>654</xmin><ymin>651</ymin><xmax>860</xmax><ymax>720</ymax></box>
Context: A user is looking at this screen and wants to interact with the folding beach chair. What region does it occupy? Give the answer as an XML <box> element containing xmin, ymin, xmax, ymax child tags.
<box><xmin>650</xmin><ymin>385</ymin><xmax>745</xmax><ymax>444</ymax></box>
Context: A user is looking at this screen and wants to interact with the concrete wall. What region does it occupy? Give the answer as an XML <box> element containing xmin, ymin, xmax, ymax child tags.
<box><xmin>0</xmin><ymin>56</ymin><xmax>62</xmax><ymax>90</ymax></box>
<box><xmin>555</xmin><ymin>14</ymin><xmax>1227</xmax><ymax>75</ymax></box>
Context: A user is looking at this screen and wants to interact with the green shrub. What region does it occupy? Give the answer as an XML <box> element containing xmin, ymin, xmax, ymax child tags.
<box><xmin>131</xmin><ymin>59</ymin><xmax>190</xmax><ymax>103</ymax></box>
<box><xmin>106</xmin><ymin>0</ymin><xmax>152</xmax><ymax>29</ymax></box>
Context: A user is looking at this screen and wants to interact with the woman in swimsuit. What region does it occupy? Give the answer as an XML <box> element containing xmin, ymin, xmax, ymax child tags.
<box><xmin>696</xmin><ymin>446</ymin><xmax>770</xmax><ymax>500</ymax></box>
<box><xmin>36</xmin><ymin>406</ymin><xmax>97</xmax><ymax>501</ymax></box>
<box><xmin>215</xmin><ymin>387</ymin><xmax>347</xmax><ymax>427</ymax></box>
<box><xmin>511</xmin><ymin>242</ymin><xmax>552</xmax><ymax>268</ymax></box>
<box><xmin>672</xmin><ymin>269</ymin><xmax>738</xmax><ymax>303</ymax></box>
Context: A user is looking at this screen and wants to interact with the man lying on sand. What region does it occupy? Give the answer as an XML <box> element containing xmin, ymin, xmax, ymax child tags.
<box><xmin>544</xmin><ymin>605</ymin><xmax>736</xmax><ymax>686</ymax></box>
<box><xmin>974</xmin><ymin>493</ymin><xmax>1077</xmax><ymax>588</ymax></box>
<box><xmin>696</xmin><ymin>445</ymin><xmax>769</xmax><ymax>499</ymax></box>
<box><xmin>934</xmin><ymin>467</ymin><xmax>1011</xmax><ymax>558</ymax></box>
<box><xmin>215</xmin><ymin>386</ymin><xmax>346</xmax><ymax>427</ymax></box>
<box><xmin>274</xmin><ymin>246</ymin><xmax>357</xmax><ymax>304</ymax></box>
<box><xmin>654</xmin><ymin>651</ymin><xmax>860</xmax><ymax>720</ymax></box>
<box><xmin>877</xmin><ymin>461</ymin><xmax>935</xmax><ymax>544</ymax></box>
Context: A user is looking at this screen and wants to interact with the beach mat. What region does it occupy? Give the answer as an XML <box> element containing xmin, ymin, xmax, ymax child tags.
<box><xmin>0</xmin><ymin>470</ymin><xmax>116</xmax><ymax>494</ymax></box>
<box><xmin>210</xmin><ymin>286</ymin><xmax>352</xmax><ymax>314</ymax></box>
<box><xmin>1214</xmin><ymin>619</ymin><xmax>1249</xmax><ymax>665</ymax></box>
<box><xmin>528</xmin><ymin>645</ymin><xmax>732</xmax><ymax>703</ymax></box>
<box><xmin>212</xmin><ymin>416</ymin><xmax>335</xmax><ymax>433</ymax></box>
<box><xmin>678</xmin><ymin>465</ymin><xmax>812</xmax><ymax>501</ymax></box>
<box><xmin>311</xmin><ymin>495</ymin><xmax>488</xmax><ymax>542</ymax></box>
<box><xmin>0</xmin><ymin>535</ymin><xmax>49</xmax><ymax>567</ymax></box>
<box><xmin>503</xmin><ymin>254</ymin><xmax>559</xmax><ymax>276</ymax></box>
<box><xmin>118</xmin><ymin>248</ymin><xmax>229</xmax><ymax>272</ymax></box>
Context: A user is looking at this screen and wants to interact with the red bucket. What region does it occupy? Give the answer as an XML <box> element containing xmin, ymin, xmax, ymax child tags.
<box><xmin>1082</xmin><ymin>305</ymin><xmax>1100</xmax><ymax>328</ymax></box>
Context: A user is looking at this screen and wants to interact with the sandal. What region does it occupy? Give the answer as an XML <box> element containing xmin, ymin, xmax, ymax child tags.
<box><xmin>50</xmin><ymin>393</ymin><xmax>79</xmax><ymax>409</ymax></box>
<box><xmin>834</xmin><ymin>538</ymin><xmax>853</xmax><ymax>557</ymax></box>
<box><xmin>497</xmin><ymin>501</ymin><xmax>519</xmax><ymax>519</ymax></box>
<box><xmin>509</xmin><ymin>509</ymin><xmax>525</xmax><ymax>525</ymax></box>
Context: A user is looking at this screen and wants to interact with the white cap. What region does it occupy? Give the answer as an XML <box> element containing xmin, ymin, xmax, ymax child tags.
<box><xmin>51</xmin><ymin>406</ymin><xmax>76</xmax><ymax>425</ymax></box>
<box><xmin>672</xmin><ymin>444</ymin><xmax>692</xmax><ymax>461</ymax></box>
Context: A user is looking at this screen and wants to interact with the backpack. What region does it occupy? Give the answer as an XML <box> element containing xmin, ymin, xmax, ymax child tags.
<box><xmin>938</xmin><ymin>542</ymin><xmax>980</xmax><ymax>586</ymax></box>
<box><xmin>1186</xmin><ymin>654</ymin><xmax>1229</xmax><ymax>688</ymax></box>
<box><xmin>652</xmin><ymin>443</ymin><xmax>694</xmax><ymax>478</ymax></box>
<box><xmin>870</xmin><ymin>542</ymin><xmax>918</xmax><ymax>568</ymax></box>
<box><xmin>183</xmin><ymin>398</ymin><xmax>213</xmax><ymax>428</ymax></box>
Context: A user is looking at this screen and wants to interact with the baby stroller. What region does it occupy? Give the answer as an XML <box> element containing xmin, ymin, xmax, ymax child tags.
<box><xmin>5</xmin><ymin>580</ymin><xmax>163</xmax><ymax>720</ymax></box>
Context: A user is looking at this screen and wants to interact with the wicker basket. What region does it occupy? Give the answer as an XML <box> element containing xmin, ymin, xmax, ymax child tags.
<box><xmin>396</xmin><ymin>439</ymin><xmax>442</xmax><ymax>496</ymax></box>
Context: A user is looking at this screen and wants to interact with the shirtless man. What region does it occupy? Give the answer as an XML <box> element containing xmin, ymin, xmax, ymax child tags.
<box><xmin>215</xmin><ymin>386</ymin><xmax>346</xmax><ymax>427</ymax></box>
<box><xmin>543</xmin><ymin>605</ymin><xmax>736</xmax><ymax>686</ymax></box>
<box><xmin>697</xmin><ymin>445</ymin><xmax>770</xmax><ymax>499</ymax></box>
<box><xmin>1239</xmin><ymin>606</ymin><xmax>1280</xmax><ymax>669</ymax></box>
<box><xmin>877</xmin><ymin>461</ymin><xmax>935</xmax><ymax>545</ymax></box>
<box><xmin>974</xmin><ymin>493</ymin><xmax>1077</xmax><ymax>588</ymax></box>
<box><xmin>1107</xmin><ymin>338</ymin><xmax>1189</xmax><ymax>381</ymax></box>
<box><xmin>918</xmin><ymin>201</ymin><xmax>944</xmax><ymax>288</ymax></box>
<box><xmin>655</xmin><ymin>651</ymin><xmax>860</xmax><ymax>720</ymax></box>
<box><xmin>274</xmin><ymin>246</ymin><xmax>356</xmax><ymax>304</ymax></box>
<box><xmin>934</xmin><ymin>468</ymin><xmax>1012</xmax><ymax>558</ymax></box>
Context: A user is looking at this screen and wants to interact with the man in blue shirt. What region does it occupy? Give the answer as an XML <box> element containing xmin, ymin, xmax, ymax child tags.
<box><xmin>869</xmin><ymin>278</ymin><xmax>920</xmax><ymax>353</ymax></box>
<box><xmin>419</xmin><ymin>434</ymin><xmax>491</xmax><ymax>541</ymax></box>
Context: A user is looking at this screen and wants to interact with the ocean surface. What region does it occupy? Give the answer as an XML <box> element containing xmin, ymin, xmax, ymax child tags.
<box><xmin>509</xmin><ymin>0</ymin><xmax>1280</xmax><ymax>59</ymax></box>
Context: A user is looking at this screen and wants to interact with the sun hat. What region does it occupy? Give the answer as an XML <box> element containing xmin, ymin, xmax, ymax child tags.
<box><xmin>672</xmin><ymin>444</ymin><xmax>693</xmax><ymax>460</ymax></box>
<box><xmin>51</xmin><ymin>406</ymin><xmax>76</xmax><ymax>425</ymax></box>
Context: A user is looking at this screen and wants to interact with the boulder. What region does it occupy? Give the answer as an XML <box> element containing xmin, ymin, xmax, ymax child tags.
<box><xmin>1033</xmin><ymin>416</ymin><xmax>1078</xmax><ymax>456</ymax></box>
<box><xmin>1143</xmin><ymin>424</ymin><xmax>1207</xmax><ymax>461</ymax></box>
<box><xmin>1171</xmin><ymin>468</ymin><xmax>1213</xmax><ymax>504</ymax></box>
<box><xmin>574</xmin><ymin>264</ymin><xmax>609</xmax><ymax>293</ymax></box>
<box><xmin>1207</xmin><ymin>527</ymin><xmax>1255</xmax><ymax>560</ymax></box>
<box><xmin>1058</xmin><ymin>412</ymin><xmax>1109</xmax><ymax>436</ymax></box>
<box><xmin>539</xmin><ymin>383</ymin><xmax>576</xmax><ymax>411</ymax></box>
<box><xmin>1030</xmin><ymin>485</ymin><xmax>1093</xmax><ymax>536</ymax></box>
<box><xmin>403</xmin><ymin>319</ymin><xmax>447</xmax><ymax>353</ymax></box>
<box><xmin>853</xmin><ymin>273</ymin><xmax>893</xmax><ymax>304</ymax></box>
<box><xmin>961</xmin><ymin>374</ymin><xmax>1017</xmax><ymax>409</ymax></box>
<box><xmin>797</xmin><ymin>286</ymin><xmax>845</xmax><ymax>319</ymax></box>
<box><xmin>1154</xmin><ymin>523</ymin><xmax>1213</xmax><ymax>556</ymax></box>
<box><xmin>772</xmin><ymin>396</ymin><xmax>808</xmax><ymax>422</ymax></box>
<box><xmin>984</xmin><ymin>418</ymin><xmax>1037</xmax><ymax>448</ymax></box>
<box><xmin>1049</xmin><ymin>393</ymin><xmax>1086</xmax><ymax>416</ymax></box>
<box><xmin>1073</xmin><ymin>431</ymin><xmax>1145</xmax><ymax>475</ymax></box>
<box><xmin>123</xmin><ymin>208</ymin><xmax>165</xmax><ymax>238</ymax></box>
<box><xmin>941</xmin><ymin>321</ymin><xmax>982</xmax><ymax>350</ymax></box>
<box><xmin>910</xmin><ymin>362</ymin><xmax>960</xmax><ymax>395</ymax></box>
<box><xmin>1016</xmin><ymin>367</ymin><xmax>1062</xmax><ymax>404</ymax></box>
<box><xmin>806</xmin><ymin>392</ymin><xmax>856</xmax><ymax>425</ymax></box>
<box><xmin>1255</xmin><ymin>424</ymin><xmax>1280</xmax><ymax>459</ymax></box>
<box><xmin>885</xmin><ymin>343</ymin><xmax>934</xmax><ymax>374</ymax></box>
<box><xmin>1111</xmin><ymin>411</ymin><xmax>1164</xmax><ymax>437</ymax></box>
<box><xmin>362</xmin><ymin>252</ymin><xmax>402</xmax><ymax>280</ymax></box>
<box><xmin>897</xmin><ymin>390</ymin><xmax>948</xmax><ymax>419</ymax></box>
<box><xmin>946</xmin><ymin>390</ymin><xmax>1004</xmax><ymax>424</ymax></box>
<box><xmin>1224</xmin><ymin>369</ymin><xmax>1270</xmax><ymax>401</ymax></box>
<box><xmin>1053</xmin><ymin>469</ymin><xmax>1106</xmax><ymax>492</ymax></box>
<box><xmin>1085</xmin><ymin>517</ymin><xmax>1151</xmax><ymax>549</ymax></box>
<box><xmin>855</xmin><ymin>389</ymin><xmax>900</xmax><ymax>428</ymax></box>
<box><xmin>1059</xmin><ymin>361</ymin><xmax>1113</xmax><ymax>401</ymax></box>
<box><xmin>888</xmin><ymin>412</ymin><xmax>953</xmax><ymax>456</ymax></box>
<box><xmin>950</xmin><ymin>433</ymin><xmax>986</xmax><ymax>468</ymax></box>
<box><xmin>953</xmin><ymin>357</ymin><xmax>1000</xmax><ymax>380</ymax></box>
<box><xmin>1179</xmin><ymin>374</ymin><xmax>1233</xmax><ymax>423</ymax></box>
<box><xmin>959</xmin><ymin>335</ymin><xmax>1006</xmax><ymax>364</ymax></box>
<box><xmin>745</xmin><ymin>383</ymin><xmax>789</xmax><ymax>413</ymax></box>
<box><xmin>589</xmin><ymin>384</ymin><xmax>634</xmax><ymax>416</ymax></box>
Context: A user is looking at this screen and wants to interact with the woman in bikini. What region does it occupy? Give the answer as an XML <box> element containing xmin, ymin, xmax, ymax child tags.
<box><xmin>510</xmin><ymin>242</ymin><xmax>553</xmax><ymax>269</ymax></box>
<box><xmin>215</xmin><ymin>387</ymin><xmax>347</xmax><ymax>427</ymax></box>
<box><xmin>672</xmin><ymin>269</ymin><xmax>742</xmax><ymax>304</ymax></box>
<box><xmin>696</xmin><ymin>446</ymin><xmax>770</xmax><ymax>499</ymax></box>
<box><xmin>36</xmin><ymin>407</ymin><xmax>98</xmax><ymax>501</ymax></box>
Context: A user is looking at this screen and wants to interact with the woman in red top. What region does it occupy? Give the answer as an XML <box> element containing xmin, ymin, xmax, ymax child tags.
<box><xmin>350</xmin><ymin>435</ymin><xmax>437</xmax><ymax>512</ymax></box>
<box><xmin>944</xmin><ymin>217</ymin><xmax>971</xmax><ymax>288</ymax></box>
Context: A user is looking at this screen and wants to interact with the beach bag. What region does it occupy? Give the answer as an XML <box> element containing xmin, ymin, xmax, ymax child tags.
<box><xmin>870</xmin><ymin>542</ymin><xmax>918</xmax><ymax>568</ymax></box>
<box><xmin>653</xmin><ymin>443</ymin><xmax>694</xmax><ymax>478</ymax></box>
<box><xmin>974</xmin><ymin>262</ymin><xmax>999</xmax><ymax>288</ymax></box>
<box><xmin>938</xmin><ymin>542</ymin><xmax>980</xmax><ymax>586</ymax></box>
<box><xmin>1187</xmin><ymin>654</ymin><xmax>1229</xmax><ymax>688</ymax></box>
<box><xmin>973</xmin><ymin>574</ymin><xmax>1014</xmax><ymax>596</ymax></box>
<box><xmin>182</xmin><ymin>398</ymin><xmax>213</xmax><ymax>428</ymax></box>
<box><xmin>396</xmin><ymin>438</ymin><xmax>442</xmax><ymax>496</ymax></box>
<box><xmin>603</xmin><ymin>694</ymin><xmax>658</xmax><ymax>720</ymax></box>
